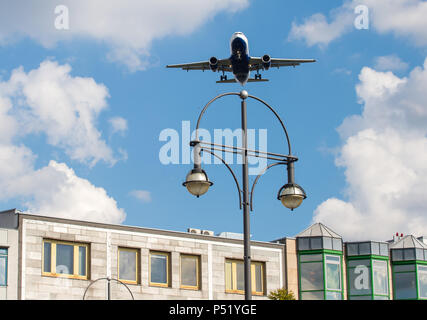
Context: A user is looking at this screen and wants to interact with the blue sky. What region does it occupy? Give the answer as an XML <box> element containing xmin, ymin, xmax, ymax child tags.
<box><xmin>1</xmin><ymin>0</ymin><xmax>427</xmax><ymax>242</ymax></box>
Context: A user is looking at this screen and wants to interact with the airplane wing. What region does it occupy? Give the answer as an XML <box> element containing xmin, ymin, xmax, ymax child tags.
<box><xmin>249</xmin><ymin>57</ymin><xmax>316</xmax><ymax>71</ymax></box>
<box><xmin>166</xmin><ymin>59</ymin><xmax>232</xmax><ymax>72</ymax></box>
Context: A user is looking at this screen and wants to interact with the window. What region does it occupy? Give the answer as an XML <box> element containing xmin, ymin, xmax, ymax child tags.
<box><xmin>392</xmin><ymin>249</ymin><xmax>403</xmax><ymax>261</ymax></box>
<box><xmin>418</xmin><ymin>265</ymin><xmax>427</xmax><ymax>299</ymax></box>
<box><xmin>332</xmin><ymin>239</ymin><xmax>342</xmax><ymax>251</ymax></box>
<box><xmin>393</xmin><ymin>264</ymin><xmax>427</xmax><ymax>300</ymax></box>
<box><xmin>149</xmin><ymin>251</ymin><xmax>170</xmax><ymax>287</ymax></box>
<box><xmin>380</xmin><ymin>243</ymin><xmax>389</xmax><ymax>256</ymax></box>
<box><xmin>42</xmin><ymin>240</ymin><xmax>89</xmax><ymax>280</ymax></box>
<box><xmin>180</xmin><ymin>255</ymin><xmax>200</xmax><ymax>290</ymax></box>
<box><xmin>299</xmin><ymin>253</ymin><xmax>343</xmax><ymax>300</ymax></box>
<box><xmin>0</xmin><ymin>248</ymin><xmax>7</xmax><ymax>286</ymax></box>
<box><xmin>372</xmin><ymin>260</ymin><xmax>388</xmax><ymax>296</ymax></box>
<box><xmin>298</xmin><ymin>237</ymin><xmax>342</xmax><ymax>251</ymax></box>
<box><xmin>225</xmin><ymin>259</ymin><xmax>264</xmax><ymax>295</ymax></box>
<box><xmin>347</xmin><ymin>242</ymin><xmax>388</xmax><ymax>257</ymax></box>
<box><xmin>118</xmin><ymin>247</ymin><xmax>139</xmax><ymax>284</ymax></box>
<box><xmin>347</xmin><ymin>258</ymin><xmax>390</xmax><ymax>300</ymax></box>
<box><xmin>300</xmin><ymin>262</ymin><xmax>323</xmax><ymax>291</ymax></box>
<box><xmin>394</xmin><ymin>271</ymin><xmax>417</xmax><ymax>299</ymax></box>
<box><xmin>325</xmin><ymin>255</ymin><xmax>341</xmax><ymax>291</ymax></box>
<box><xmin>348</xmin><ymin>260</ymin><xmax>372</xmax><ymax>298</ymax></box>
<box><xmin>299</xmin><ymin>254</ymin><xmax>324</xmax><ymax>299</ymax></box>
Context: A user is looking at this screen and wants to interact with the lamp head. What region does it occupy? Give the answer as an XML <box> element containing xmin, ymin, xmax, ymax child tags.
<box><xmin>277</xmin><ymin>183</ymin><xmax>306</xmax><ymax>211</ymax></box>
<box><xmin>183</xmin><ymin>168</ymin><xmax>213</xmax><ymax>198</ymax></box>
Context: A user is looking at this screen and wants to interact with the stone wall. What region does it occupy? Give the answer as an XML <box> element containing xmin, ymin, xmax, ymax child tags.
<box><xmin>21</xmin><ymin>217</ymin><xmax>284</xmax><ymax>300</ymax></box>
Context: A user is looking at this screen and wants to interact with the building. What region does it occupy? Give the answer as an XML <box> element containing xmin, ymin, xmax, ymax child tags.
<box><xmin>0</xmin><ymin>208</ymin><xmax>426</xmax><ymax>300</ymax></box>
<box><xmin>0</xmin><ymin>209</ymin><xmax>285</xmax><ymax>300</ymax></box>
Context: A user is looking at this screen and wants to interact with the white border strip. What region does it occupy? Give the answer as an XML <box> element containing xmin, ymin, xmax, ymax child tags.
<box><xmin>21</xmin><ymin>220</ymin><xmax>26</xmax><ymax>300</ymax></box>
<box><xmin>208</xmin><ymin>243</ymin><xmax>213</xmax><ymax>300</ymax></box>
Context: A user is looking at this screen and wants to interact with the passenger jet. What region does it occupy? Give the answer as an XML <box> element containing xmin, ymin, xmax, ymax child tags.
<box><xmin>166</xmin><ymin>32</ymin><xmax>316</xmax><ymax>85</ymax></box>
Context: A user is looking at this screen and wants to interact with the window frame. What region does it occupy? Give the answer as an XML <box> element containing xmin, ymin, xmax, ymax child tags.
<box><xmin>0</xmin><ymin>248</ymin><xmax>7</xmax><ymax>287</ymax></box>
<box><xmin>42</xmin><ymin>239</ymin><xmax>89</xmax><ymax>280</ymax></box>
<box><xmin>224</xmin><ymin>259</ymin><xmax>265</xmax><ymax>296</ymax></box>
<box><xmin>417</xmin><ymin>265</ymin><xmax>427</xmax><ymax>299</ymax></box>
<box><xmin>346</xmin><ymin>255</ymin><xmax>390</xmax><ymax>300</ymax></box>
<box><xmin>117</xmin><ymin>247</ymin><xmax>140</xmax><ymax>285</ymax></box>
<box><xmin>180</xmin><ymin>254</ymin><xmax>201</xmax><ymax>290</ymax></box>
<box><xmin>325</xmin><ymin>254</ymin><xmax>342</xmax><ymax>292</ymax></box>
<box><xmin>298</xmin><ymin>250</ymin><xmax>344</xmax><ymax>300</ymax></box>
<box><xmin>392</xmin><ymin>259</ymin><xmax>427</xmax><ymax>300</ymax></box>
<box><xmin>149</xmin><ymin>251</ymin><xmax>171</xmax><ymax>288</ymax></box>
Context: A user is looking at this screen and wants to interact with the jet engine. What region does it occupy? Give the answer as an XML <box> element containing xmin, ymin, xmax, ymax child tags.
<box><xmin>209</xmin><ymin>57</ymin><xmax>219</xmax><ymax>72</ymax></box>
<box><xmin>262</xmin><ymin>54</ymin><xmax>271</xmax><ymax>70</ymax></box>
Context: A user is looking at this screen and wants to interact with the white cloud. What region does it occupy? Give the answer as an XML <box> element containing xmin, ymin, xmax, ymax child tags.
<box><xmin>109</xmin><ymin>117</ymin><xmax>128</xmax><ymax>136</ymax></box>
<box><xmin>289</xmin><ymin>0</ymin><xmax>427</xmax><ymax>48</ymax></box>
<box><xmin>3</xmin><ymin>60</ymin><xmax>117</xmax><ymax>166</ymax></box>
<box><xmin>313</xmin><ymin>58</ymin><xmax>427</xmax><ymax>241</ymax></box>
<box><xmin>20</xmin><ymin>161</ymin><xmax>126</xmax><ymax>224</ymax></box>
<box><xmin>0</xmin><ymin>0</ymin><xmax>249</xmax><ymax>71</ymax></box>
<box><xmin>288</xmin><ymin>4</ymin><xmax>355</xmax><ymax>47</ymax></box>
<box><xmin>0</xmin><ymin>61</ymin><xmax>126</xmax><ymax>224</ymax></box>
<box><xmin>129</xmin><ymin>190</ymin><xmax>152</xmax><ymax>203</ymax></box>
<box><xmin>374</xmin><ymin>55</ymin><xmax>409</xmax><ymax>72</ymax></box>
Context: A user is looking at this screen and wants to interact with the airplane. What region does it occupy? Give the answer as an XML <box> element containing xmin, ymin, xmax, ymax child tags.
<box><xmin>166</xmin><ymin>32</ymin><xmax>316</xmax><ymax>85</ymax></box>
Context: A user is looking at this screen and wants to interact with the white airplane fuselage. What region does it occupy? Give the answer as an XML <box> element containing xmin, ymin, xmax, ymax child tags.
<box><xmin>229</xmin><ymin>32</ymin><xmax>250</xmax><ymax>85</ymax></box>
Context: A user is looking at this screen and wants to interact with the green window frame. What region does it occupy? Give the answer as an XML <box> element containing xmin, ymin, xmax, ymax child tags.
<box><xmin>346</xmin><ymin>256</ymin><xmax>390</xmax><ymax>300</ymax></box>
<box><xmin>392</xmin><ymin>261</ymin><xmax>427</xmax><ymax>300</ymax></box>
<box><xmin>298</xmin><ymin>250</ymin><xmax>344</xmax><ymax>300</ymax></box>
<box><xmin>0</xmin><ymin>248</ymin><xmax>7</xmax><ymax>286</ymax></box>
<box><xmin>42</xmin><ymin>239</ymin><xmax>89</xmax><ymax>280</ymax></box>
<box><xmin>118</xmin><ymin>247</ymin><xmax>139</xmax><ymax>284</ymax></box>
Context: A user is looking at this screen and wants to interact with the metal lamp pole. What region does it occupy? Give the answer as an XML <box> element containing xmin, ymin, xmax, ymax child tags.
<box><xmin>240</xmin><ymin>93</ymin><xmax>252</xmax><ymax>300</ymax></box>
<box><xmin>183</xmin><ymin>90</ymin><xmax>306</xmax><ymax>301</ymax></box>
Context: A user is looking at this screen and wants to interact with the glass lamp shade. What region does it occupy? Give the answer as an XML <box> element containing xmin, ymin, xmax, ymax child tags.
<box><xmin>183</xmin><ymin>169</ymin><xmax>213</xmax><ymax>197</ymax></box>
<box><xmin>278</xmin><ymin>183</ymin><xmax>307</xmax><ymax>210</ymax></box>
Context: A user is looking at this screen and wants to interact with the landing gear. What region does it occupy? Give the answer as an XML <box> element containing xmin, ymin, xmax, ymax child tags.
<box><xmin>254</xmin><ymin>73</ymin><xmax>262</xmax><ymax>80</ymax></box>
<box><xmin>220</xmin><ymin>74</ymin><xmax>228</xmax><ymax>81</ymax></box>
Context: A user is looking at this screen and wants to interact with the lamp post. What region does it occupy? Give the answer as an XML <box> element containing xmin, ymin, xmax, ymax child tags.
<box><xmin>82</xmin><ymin>277</ymin><xmax>135</xmax><ymax>300</ymax></box>
<box><xmin>183</xmin><ymin>90</ymin><xmax>306</xmax><ymax>300</ymax></box>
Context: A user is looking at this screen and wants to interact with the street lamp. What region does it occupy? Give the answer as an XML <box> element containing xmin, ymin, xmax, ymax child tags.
<box><xmin>182</xmin><ymin>90</ymin><xmax>306</xmax><ymax>300</ymax></box>
<box><xmin>183</xmin><ymin>167</ymin><xmax>213</xmax><ymax>198</ymax></box>
<box><xmin>83</xmin><ymin>277</ymin><xmax>134</xmax><ymax>300</ymax></box>
<box><xmin>277</xmin><ymin>161</ymin><xmax>306</xmax><ymax>211</ymax></box>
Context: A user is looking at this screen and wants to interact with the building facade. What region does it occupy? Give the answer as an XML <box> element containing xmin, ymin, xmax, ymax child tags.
<box><xmin>0</xmin><ymin>209</ymin><xmax>426</xmax><ymax>300</ymax></box>
<box><xmin>0</xmin><ymin>209</ymin><xmax>285</xmax><ymax>300</ymax></box>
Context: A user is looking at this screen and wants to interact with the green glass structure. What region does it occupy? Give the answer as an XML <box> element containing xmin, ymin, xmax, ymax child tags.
<box><xmin>390</xmin><ymin>235</ymin><xmax>427</xmax><ymax>300</ymax></box>
<box><xmin>345</xmin><ymin>241</ymin><xmax>390</xmax><ymax>300</ymax></box>
<box><xmin>297</xmin><ymin>223</ymin><xmax>344</xmax><ymax>300</ymax></box>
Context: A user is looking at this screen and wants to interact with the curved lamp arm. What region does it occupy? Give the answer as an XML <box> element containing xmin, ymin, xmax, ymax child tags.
<box><xmin>194</xmin><ymin>92</ymin><xmax>293</xmax><ymax>156</ymax></box>
<box><xmin>195</xmin><ymin>92</ymin><xmax>239</xmax><ymax>140</ymax></box>
<box><xmin>83</xmin><ymin>277</ymin><xmax>135</xmax><ymax>300</ymax></box>
<box><xmin>248</xmin><ymin>94</ymin><xmax>292</xmax><ymax>156</ymax></box>
<box><xmin>201</xmin><ymin>148</ymin><xmax>242</xmax><ymax>210</ymax></box>
<box><xmin>249</xmin><ymin>162</ymin><xmax>287</xmax><ymax>211</ymax></box>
